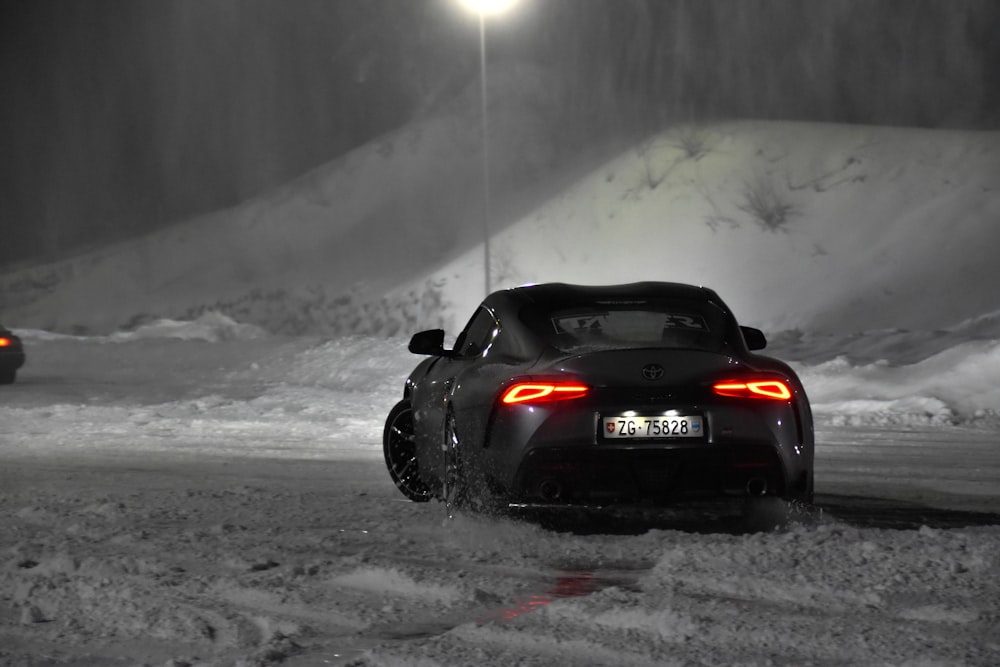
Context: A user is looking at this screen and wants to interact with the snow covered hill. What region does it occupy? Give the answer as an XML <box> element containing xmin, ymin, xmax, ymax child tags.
<box><xmin>2</xmin><ymin>119</ymin><xmax>998</xmax><ymax>343</ymax></box>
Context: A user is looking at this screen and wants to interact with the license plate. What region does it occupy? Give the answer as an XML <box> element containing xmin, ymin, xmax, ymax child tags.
<box><xmin>602</xmin><ymin>414</ymin><xmax>703</xmax><ymax>439</ymax></box>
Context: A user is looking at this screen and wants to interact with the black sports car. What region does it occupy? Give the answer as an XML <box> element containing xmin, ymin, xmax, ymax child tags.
<box><xmin>0</xmin><ymin>325</ymin><xmax>26</xmax><ymax>384</ymax></box>
<box><xmin>383</xmin><ymin>282</ymin><xmax>813</xmax><ymax>511</ymax></box>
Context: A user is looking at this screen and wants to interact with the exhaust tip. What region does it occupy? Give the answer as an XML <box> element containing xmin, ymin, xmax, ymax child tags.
<box><xmin>746</xmin><ymin>477</ymin><xmax>768</xmax><ymax>496</ymax></box>
<box><xmin>538</xmin><ymin>478</ymin><xmax>563</xmax><ymax>502</ymax></box>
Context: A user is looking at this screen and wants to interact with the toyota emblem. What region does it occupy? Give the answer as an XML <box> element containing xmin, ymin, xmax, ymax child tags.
<box><xmin>641</xmin><ymin>364</ymin><xmax>664</xmax><ymax>380</ymax></box>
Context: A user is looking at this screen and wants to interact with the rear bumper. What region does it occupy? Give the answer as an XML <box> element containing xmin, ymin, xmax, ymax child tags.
<box><xmin>508</xmin><ymin>442</ymin><xmax>810</xmax><ymax>505</ymax></box>
<box><xmin>482</xmin><ymin>399</ymin><xmax>812</xmax><ymax>505</ymax></box>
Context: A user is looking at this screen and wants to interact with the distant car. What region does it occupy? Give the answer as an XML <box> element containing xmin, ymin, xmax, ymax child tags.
<box><xmin>383</xmin><ymin>282</ymin><xmax>814</xmax><ymax>512</ymax></box>
<box><xmin>0</xmin><ymin>325</ymin><xmax>26</xmax><ymax>384</ymax></box>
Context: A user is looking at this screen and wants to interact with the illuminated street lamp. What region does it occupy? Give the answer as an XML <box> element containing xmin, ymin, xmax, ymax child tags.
<box><xmin>455</xmin><ymin>0</ymin><xmax>520</xmax><ymax>297</ymax></box>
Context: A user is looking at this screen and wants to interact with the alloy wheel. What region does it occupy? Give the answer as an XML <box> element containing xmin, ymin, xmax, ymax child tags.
<box><xmin>382</xmin><ymin>401</ymin><xmax>432</xmax><ymax>502</ymax></box>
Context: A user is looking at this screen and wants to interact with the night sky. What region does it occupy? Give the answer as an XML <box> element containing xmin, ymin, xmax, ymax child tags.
<box><xmin>1</xmin><ymin>0</ymin><xmax>997</xmax><ymax>267</ymax></box>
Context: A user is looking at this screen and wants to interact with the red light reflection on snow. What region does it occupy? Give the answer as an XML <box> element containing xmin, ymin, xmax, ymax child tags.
<box><xmin>480</xmin><ymin>572</ymin><xmax>602</xmax><ymax>623</ymax></box>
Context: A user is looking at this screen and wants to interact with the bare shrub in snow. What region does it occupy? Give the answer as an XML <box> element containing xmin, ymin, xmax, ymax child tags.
<box><xmin>738</xmin><ymin>175</ymin><xmax>797</xmax><ymax>233</ymax></box>
<box><xmin>630</xmin><ymin>128</ymin><xmax>709</xmax><ymax>196</ymax></box>
<box><xmin>670</xmin><ymin>126</ymin><xmax>709</xmax><ymax>160</ymax></box>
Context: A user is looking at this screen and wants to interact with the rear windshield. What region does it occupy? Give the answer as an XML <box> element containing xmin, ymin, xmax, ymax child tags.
<box><xmin>527</xmin><ymin>299</ymin><xmax>730</xmax><ymax>353</ymax></box>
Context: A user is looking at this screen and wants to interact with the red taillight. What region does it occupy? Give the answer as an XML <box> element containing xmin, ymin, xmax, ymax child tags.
<box><xmin>501</xmin><ymin>382</ymin><xmax>589</xmax><ymax>404</ymax></box>
<box><xmin>713</xmin><ymin>379</ymin><xmax>792</xmax><ymax>400</ymax></box>
<box><xmin>0</xmin><ymin>338</ymin><xmax>10</xmax><ymax>347</ymax></box>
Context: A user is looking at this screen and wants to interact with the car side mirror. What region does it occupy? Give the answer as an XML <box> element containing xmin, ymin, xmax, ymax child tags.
<box><xmin>740</xmin><ymin>326</ymin><xmax>767</xmax><ymax>351</ymax></box>
<box><xmin>408</xmin><ymin>329</ymin><xmax>449</xmax><ymax>356</ymax></box>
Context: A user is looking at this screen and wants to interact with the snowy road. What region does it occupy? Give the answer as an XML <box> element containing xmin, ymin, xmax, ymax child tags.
<box><xmin>1</xmin><ymin>329</ymin><xmax>999</xmax><ymax>665</ymax></box>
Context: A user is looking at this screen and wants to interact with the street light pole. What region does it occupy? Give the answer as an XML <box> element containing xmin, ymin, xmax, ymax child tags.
<box><xmin>457</xmin><ymin>0</ymin><xmax>519</xmax><ymax>297</ymax></box>
<box><xmin>477</xmin><ymin>11</ymin><xmax>491</xmax><ymax>297</ymax></box>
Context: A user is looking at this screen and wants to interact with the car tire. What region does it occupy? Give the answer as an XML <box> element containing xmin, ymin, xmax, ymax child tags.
<box><xmin>382</xmin><ymin>400</ymin><xmax>432</xmax><ymax>502</ymax></box>
<box><xmin>0</xmin><ymin>369</ymin><xmax>15</xmax><ymax>385</ymax></box>
<box><xmin>443</xmin><ymin>412</ymin><xmax>501</xmax><ymax>516</ymax></box>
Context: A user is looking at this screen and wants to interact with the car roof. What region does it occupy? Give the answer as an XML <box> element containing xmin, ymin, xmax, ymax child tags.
<box><xmin>488</xmin><ymin>281</ymin><xmax>726</xmax><ymax>310</ymax></box>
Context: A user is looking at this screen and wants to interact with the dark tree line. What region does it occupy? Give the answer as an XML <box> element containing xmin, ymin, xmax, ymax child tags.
<box><xmin>0</xmin><ymin>0</ymin><xmax>996</xmax><ymax>267</ymax></box>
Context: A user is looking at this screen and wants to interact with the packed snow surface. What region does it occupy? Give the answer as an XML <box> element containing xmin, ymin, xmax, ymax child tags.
<box><xmin>1</xmin><ymin>315</ymin><xmax>998</xmax><ymax>666</ymax></box>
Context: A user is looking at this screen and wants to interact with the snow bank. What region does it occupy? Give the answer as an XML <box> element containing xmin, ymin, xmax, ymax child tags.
<box><xmin>18</xmin><ymin>311</ymin><xmax>267</xmax><ymax>343</ymax></box>
<box><xmin>109</xmin><ymin>311</ymin><xmax>268</xmax><ymax>342</ymax></box>
<box><xmin>268</xmin><ymin>328</ymin><xmax>1000</xmax><ymax>428</ymax></box>
<box><xmin>13</xmin><ymin>310</ymin><xmax>998</xmax><ymax>430</ymax></box>
<box><xmin>797</xmin><ymin>339</ymin><xmax>1000</xmax><ymax>425</ymax></box>
<box><xmin>248</xmin><ymin>327</ymin><xmax>1000</xmax><ymax>428</ymax></box>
